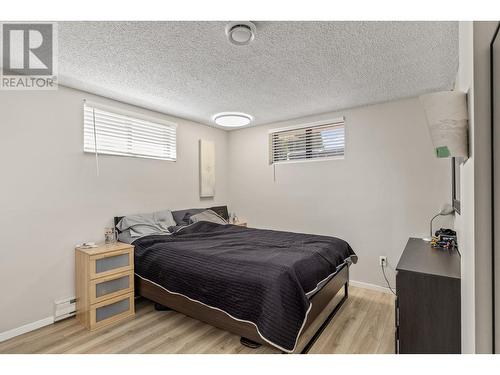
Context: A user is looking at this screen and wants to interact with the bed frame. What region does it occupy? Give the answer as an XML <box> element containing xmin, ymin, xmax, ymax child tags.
<box><xmin>114</xmin><ymin>206</ymin><xmax>349</xmax><ymax>354</ymax></box>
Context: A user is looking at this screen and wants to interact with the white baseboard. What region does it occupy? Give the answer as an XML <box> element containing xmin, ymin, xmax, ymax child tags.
<box><xmin>349</xmin><ymin>280</ymin><xmax>393</xmax><ymax>294</ymax></box>
<box><xmin>0</xmin><ymin>316</ymin><xmax>54</xmax><ymax>343</ymax></box>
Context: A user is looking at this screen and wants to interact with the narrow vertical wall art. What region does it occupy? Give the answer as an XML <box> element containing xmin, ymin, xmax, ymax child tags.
<box><xmin>199</xmin><ymin>139</ymin><xmax>215</xmax><ymax>197</ymax></box>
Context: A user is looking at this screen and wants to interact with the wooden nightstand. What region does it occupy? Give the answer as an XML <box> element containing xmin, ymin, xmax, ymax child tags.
<box><xmin>75</xmin><ymin>242</ymin><xmax>135</xmax><ymax>331</ymax></box>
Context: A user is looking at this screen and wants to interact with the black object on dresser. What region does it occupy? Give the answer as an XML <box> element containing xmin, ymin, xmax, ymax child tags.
<box><xmin>395</xmin><ymin>237</ymin><xmax>461</xmax><ymax>354</ymax></box>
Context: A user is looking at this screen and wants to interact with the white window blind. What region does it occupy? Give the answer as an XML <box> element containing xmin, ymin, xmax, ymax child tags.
<box><xmin>84</xmin><ymin>103</ymin><xmax>177</xmax><ymax>161</ymax></box>
<box><xmin>269</xmin><ymin>120</ymin><xmax>345</xmax><ymax>164</ymax></box>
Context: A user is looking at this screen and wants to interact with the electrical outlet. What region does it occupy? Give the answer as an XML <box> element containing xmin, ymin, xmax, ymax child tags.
<box><xmin>379</xmin><ymin>256</ymin><xmax>387</xmax><ymax>267</ymax></box>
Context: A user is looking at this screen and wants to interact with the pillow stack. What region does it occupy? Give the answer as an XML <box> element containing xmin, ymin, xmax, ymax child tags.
<box><xmin>116</xmin><ymin>208</ymin><xmax>229</xmax><ymax>243</ymax></box>
<box><xmin>116</xmin><ymin>209</ymin><xmax>176</xmax><ymax>243</ymax></box>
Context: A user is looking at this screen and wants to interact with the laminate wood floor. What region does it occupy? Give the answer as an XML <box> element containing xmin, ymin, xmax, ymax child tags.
<box><xmin>0</xmin><ymin>286</ymin><xmax>395</xmax><ymax>354</ymax></box>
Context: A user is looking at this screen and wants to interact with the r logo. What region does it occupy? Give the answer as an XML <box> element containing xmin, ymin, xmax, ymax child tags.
<box><xmin>2</xmin><ymin>23</ymin><xmax>53</xmax><ymax>76</ymax></box>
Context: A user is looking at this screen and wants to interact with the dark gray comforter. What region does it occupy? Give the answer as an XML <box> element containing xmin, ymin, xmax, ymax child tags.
<box><xmin>133</xmin><ymin>221</ymin><xmax>356</xmax><ymax>352</ymax></box>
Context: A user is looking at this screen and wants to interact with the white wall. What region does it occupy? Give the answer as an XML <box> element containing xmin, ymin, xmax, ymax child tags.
<box><xmin>454</xmin><ymin>20</ymin><xmax>476</xmax><ymax>354</ymax></box>
<box><xmin>0</xmin><ymin>85</ymin><xmax>229</xmax><ymax>335</ymax></box>
<box><xmin>227</xmin><ymin>97</ymin><xmax>452</xmax><ymax>288</ymax></box>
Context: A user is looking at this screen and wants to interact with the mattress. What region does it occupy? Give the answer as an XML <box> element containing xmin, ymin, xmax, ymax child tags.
<box><xmin>133</xmin><ymin>221</ymin><xmax>356</xmax><ymax>352</ymax></box>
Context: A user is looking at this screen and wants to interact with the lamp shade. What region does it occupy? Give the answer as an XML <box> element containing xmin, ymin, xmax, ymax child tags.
<box><xmin>419</xmin><ymin>91</ymin><xmax>469</xmax><ymax>158</ymax></box>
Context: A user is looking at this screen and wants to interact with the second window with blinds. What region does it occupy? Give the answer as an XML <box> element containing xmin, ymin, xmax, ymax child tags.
<box><xmin>269</xmin><ymin>119</ymin><xmax>345</xmax><ymax>164</ymax></box>
<box><xmin>83</xmin><ymin>102</ymin><xmax>177</xmax><ymax>161</ymax></box>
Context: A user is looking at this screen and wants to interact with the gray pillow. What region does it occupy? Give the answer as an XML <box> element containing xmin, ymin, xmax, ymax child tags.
<box><xmin>171</xmin><ymin>208</ymin><xmax>205</xmax><ymax>225</ymax></box>
<box><xmin>117</xmin><ymin>229</ymin><xmax>135</xmax><ymax>244</ymax></box>
<box><xmin>189</xmin><ymin>210</ymin><xmax>228</xmax><ymax>225</ymax></box>
<box><xmin>117</xmin><ymin>209</ymin><xmax>176</xmax><ymax>237</ymax></box>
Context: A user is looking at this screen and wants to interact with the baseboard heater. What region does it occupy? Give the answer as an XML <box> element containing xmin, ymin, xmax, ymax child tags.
<box><xmin>54</xmin><ymin>297</ymin><xmax>76</xmax><ymax>322</ymax></box>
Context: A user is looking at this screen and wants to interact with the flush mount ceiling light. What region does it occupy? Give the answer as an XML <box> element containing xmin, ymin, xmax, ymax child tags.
<box><xmin>213</xmin><ymin>112</ymin><xmax>253</xmax><ymax>127</ymax></box>
<box><xmin>225</xmin><ymin>21</ymin><xmax>256</xmax><ymax>46</ymax></box>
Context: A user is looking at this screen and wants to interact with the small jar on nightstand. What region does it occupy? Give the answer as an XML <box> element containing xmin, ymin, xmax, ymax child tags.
<box><xmin>75</xmin><ymin>242</ymin><xmax>135</xmax><ymax>331</ymax></box>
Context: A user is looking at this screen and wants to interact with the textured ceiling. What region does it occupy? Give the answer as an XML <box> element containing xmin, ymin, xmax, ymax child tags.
<box><xmin>58</xmin><ymin>21</ymin><xmax>458</xmax><ymax>129</ymax></box>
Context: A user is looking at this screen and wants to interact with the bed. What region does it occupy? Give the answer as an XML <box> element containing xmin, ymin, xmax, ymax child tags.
<box><xmin>115</xmin><ymin>206</ymin><xmax>356</xmax><ymax>353</ymax></box>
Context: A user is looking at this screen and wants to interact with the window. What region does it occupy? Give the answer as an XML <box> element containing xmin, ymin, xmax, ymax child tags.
<box><xmin>269</xmin><ymin>119</ymin><xmax>345</xmax><ymax>164</ymax></box>
<box><xmin>84</xmin><ymin>103</ymin><xmax>177</xmax><ymax>161</ymax></box>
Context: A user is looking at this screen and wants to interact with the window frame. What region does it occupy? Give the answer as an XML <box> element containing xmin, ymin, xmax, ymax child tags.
<box><xmin>83</xmin><ymin>100</ymin><xmax>177</xmax><ymax>162</ymax></box>
<box><xmin>268</xmin><ymin>117</ymin><xmax>345</xmax><ymax>165</ymax></box>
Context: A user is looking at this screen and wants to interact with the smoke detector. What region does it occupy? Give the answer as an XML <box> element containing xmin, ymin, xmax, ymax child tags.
<box><xmin>225</xmin><ymin>22</ymin><xmax>256</xmax><ymax>46</ymax></box>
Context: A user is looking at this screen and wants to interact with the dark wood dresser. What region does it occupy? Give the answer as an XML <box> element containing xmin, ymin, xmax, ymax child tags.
<box><xmin>395</xmin><ymin>237</ymin><xmax>461</xmax><ymax>353</ymax></box>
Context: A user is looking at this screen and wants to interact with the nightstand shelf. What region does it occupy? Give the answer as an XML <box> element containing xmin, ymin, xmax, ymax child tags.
<box><xmin>75</xmin><ymin>242</ymin><xmax>135</xmax><ymax>330</ymax></box>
